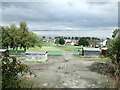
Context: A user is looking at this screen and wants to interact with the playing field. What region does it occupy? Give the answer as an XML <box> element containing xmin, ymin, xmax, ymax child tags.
<box><xmin>12</xmin><ymin>42</ymin><xmax>82</xmax><ymax>55</ymax></box>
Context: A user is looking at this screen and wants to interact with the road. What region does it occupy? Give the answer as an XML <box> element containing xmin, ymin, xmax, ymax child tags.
<box><xmin>21</xmin><ymin>54</ymin><xmax>110</xmax><ymax>88</ymax></box>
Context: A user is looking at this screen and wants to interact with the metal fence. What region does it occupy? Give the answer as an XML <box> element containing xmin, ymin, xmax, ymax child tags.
<box><xmin>9</xmin><ymin>50</ymin><xmax>25</xmax><ymax>55</ymax></box>
<box><xmin>72</xmin><ymin>50</ymin><xmax>82</xmax><ymax>55</ymax></box>
<box><xmin>47</xmin><ymin>51</ymin><xmax>62</xmax><ymax>55</ymax></box>
<box><xmin>9</xmin><ymin>50</ymin><xmax>82</xmax><ymax>56</ymax></box>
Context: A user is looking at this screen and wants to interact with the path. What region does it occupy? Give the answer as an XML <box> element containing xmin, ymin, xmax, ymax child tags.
<box><xmin>21</xmin><ymin>54</ymin><xmax>110</xmax><ymax>88</ymax></box>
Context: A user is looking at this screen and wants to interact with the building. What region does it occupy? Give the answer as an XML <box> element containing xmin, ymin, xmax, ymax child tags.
<box><xmin>43</xmin><ymin>38</ymin><xmax>55</xmax><ymax>42</ymax></box>
<box><xmin>25</xmin><ymin>51</ymin><xmax>48</xmax><ymax>61</ymax></box>
<box><xmin>83</xmin><ymin>47</ymin><xmax>101</xmax><ymax>57</ymax></box>
<box><xmin>89</xmin><ymin>40</ymin><xmax>104</xmax><ymax>47</ymax></box>
<box><xmin>65</xmin><ymin>39</ymin><xmax>78</xmax><ymax>46</ymax></box>
<box><xmin>101</xmin><ymin>47</ymin><xmax>108</xmax><ymax>56</ymax></box>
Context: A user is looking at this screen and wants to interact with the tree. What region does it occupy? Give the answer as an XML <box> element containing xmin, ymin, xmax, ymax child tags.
<box><xmin>1</xmin><ymin>21</ymin><xmax>42</xmax><ymax>51</ymax></box>
<box><xmin>75</xmin><ymin>37</ymin><xmax>79</xmax><ymax>40</ymax></box>
<box><xmin>59</xmin><ymin>38</ymin><xmax>65</xmax><ymax>45</ymax></box>
<box><xmin>55</xmin><ymin>38</ymin><xmax>65</xmax><ymax>45</ymax></box>
<box><xmin>68</xmin><ymin>37</ymin><xmax>70</xmax><ymax>39</ymax></box>
<box><xmin>112</xmin><ymin>29</ymin><xmax>119</xmax><ymax>38</ymax></box>
<box><xmin>71</xmin><ymin>37</ymin><xmax>74</xmax><ymax>40</ymax></box>
<box><xmin>43</xmin><ymin>36</ymin><xmax>45</xmax><ymax>39</ymax></box>
<box><xmin>0</xmin><ymin>26</ymin><xmax>2</xmax><ymax>48</ymax></box>
<box><xmin>107</xmin><ymin>36</ymin><xmax>120</xmax><ymax>64</ymax></box>
<box><xmin>78</xmin><ymin>37</ymin><xmax>89</xmax><ymax>46</ymax></box>
<box><xmin>9</xmin><ymin>24</ymin><xmax>20</xmax><ymax>50</ymax></box>
<box><xmin>55</xmin><ymin>38</ymin><xmax>59</xmax><ymax>45</ymax></box>
<box><xmin>2</xmin><ymin>51</ymin><xmax>35</xmax><ymax>88</ymax></box>
<box><xmin>107</xmin><ymin>30</ymin><xmax>120</xmax><ymax>88</ymax></box>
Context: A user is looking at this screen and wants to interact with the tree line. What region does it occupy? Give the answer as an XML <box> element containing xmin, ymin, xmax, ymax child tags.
<box><xmin>43</xmin><ymin>36</ymin><xmax>101</xmax><ymax>40</ymax></box>
<box><xmin>0</xmin><ymin>21</ymin><xmax>41</xmax><ymax>51</ymax></box>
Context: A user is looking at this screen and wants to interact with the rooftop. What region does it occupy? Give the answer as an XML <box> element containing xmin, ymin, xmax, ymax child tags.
<box><xmin>83</xmin><ymin>47</ymin><xmax>101</xmax><ymax>51</ymax></box>
<box><xmin>25</xmin><ymin>50</ymin><xmax>47</xmax><ymax>54</ymax></box>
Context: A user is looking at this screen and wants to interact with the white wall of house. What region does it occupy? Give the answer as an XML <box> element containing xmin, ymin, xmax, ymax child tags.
<box><xmin>71</xmin><ymin>42</ymin><xmax>75</xmax><ymax>46</ymax></box>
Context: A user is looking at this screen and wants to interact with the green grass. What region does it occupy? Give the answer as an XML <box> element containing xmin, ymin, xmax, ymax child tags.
<box><xmin>42</xmin><ymin>42</ymin><xmax>54</xmax><ymax>46</ymax></box>
<box><xmin>55</xmin><ymin>46</ymin><xmax>82</xmax><ymax>51</ymax></box>
<box><xmin>28</xmin><ymin>46</ymin><xmax>63</xmax><ymax>51</ymax></box>
<box><xmin>15</xmin><ymin>43</ymin><xmax>83</xmax><ymax>56</ymax></box>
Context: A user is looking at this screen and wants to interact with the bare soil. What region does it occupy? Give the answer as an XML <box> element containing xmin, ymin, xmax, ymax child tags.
<box><xmin>20</xmin><ymin>54</ymin><xmax>111</xmax><ymax>88</ymax></box>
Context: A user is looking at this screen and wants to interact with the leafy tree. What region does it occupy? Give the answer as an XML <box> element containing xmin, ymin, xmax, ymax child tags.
<box><xmin>2</xmin><ymin>51</ymin><xmax>35</xmax><ymax>88</ymax></box>
<box><xmin>68</xmin><ymin>37</ymin><xmax>70</xmax><ymax>39</ymax></box>
<box><xmin>107</xmin><ymin>36</ymin><xmax>120</xmax><ymax>64</ymax></box>
<box><xmin>86</xmin><ymin>37</ymin><xmax>91</xmax><ymax>40</ymax></box>
<box><xmin>112</xmin><ymin>29</ymin><xmax>119</xmax><ymax>38</ymax></box>
<box><xmin>1</xmin><ymin>21</ymin><xmax>42</xmax><ymax>51</ymax></box>
<box><xmin>9</xmin><ymin>24</ymin><xmax>20</xmax><ymax>50</ymax></box>
<box><xmin>55</xmin><ymin>38</ymin><xmax>59</xmax><ymax>45</ymax></box>
<box><xmin>71</xmin><ymin>37</ymin><xmax>74</xmax><ymax>40</ymax></box>
<box><xmin>59</xmin><ymin>38</ymin><xmax>65</xmax><ymax>45</ymax></box>
<box><xmin>0</xmin><ymin>26</ymin><xmax>2</xmax><ymax>47</ymax></box>
<box><xmin>55</xmin><ymin>38</ymin><xmax>65</xmax><ymax>45</ymax></box>
<box><xmin>43</xmin><ymin>36</ymin><xmax>45</xmax><ymax>39</ymax></box>
<box><xmin>78</xmin><ymin>37</ymin><xmax>89</xmax><ymax>46</ymax></box>
<box><xmin>2</xmin><ymin>26</ymin><xmax>11</xmax><ymax>49</ymax></box>
<box><xmin>64</xmin><ymin>37</ymin><xmax>67</xmax><ymax>39</ymax></box>
<box><xmin>75</xmin><ymin>37</ymin><xmax>79</xmax><ymax>40</ymax></box>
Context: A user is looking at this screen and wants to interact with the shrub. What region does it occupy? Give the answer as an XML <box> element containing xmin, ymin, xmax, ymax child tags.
<box><xmin>2</xmin><ymin>55</ymin><xmax>35</xmax><ymax>88</ymax></box>
<box><xmin>107</xmin><ymin>36</ymin><xmax>120</xmax><ymax>64</ymax></box>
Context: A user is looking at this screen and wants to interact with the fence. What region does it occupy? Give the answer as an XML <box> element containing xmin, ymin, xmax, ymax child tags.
<box><xmin>9</xmin><ymin>50</ymin><xmax>25</xmax><ymax>55</ymax></box>
<box><xmin>47</xmin><ymin>51</ymin><xmax>62</xmax><ymax>56</ymax></box>
<box><xmin>9</xmin><ymin>50</ymin><xmax>82</xmax><ymax>56</ymax></box>
<box><xmin>72</xmin><ymin>50</ymin><xmax>82</xmax><ymax>55</ymax></box>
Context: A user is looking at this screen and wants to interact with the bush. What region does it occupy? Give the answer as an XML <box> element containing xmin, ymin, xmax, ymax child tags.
<box><xmin>107</xmin><ymin>36</ymin><xmax>120</xmax><ymax>88</ymax></box>
<box><xmin>2</xmin><ymin>55</ymin><xmax>35</xmax><ymax>88</ymax></box>
<box><xmin>107</xmin><ymin>36</ymin><xmax>120</xmax><ymax>64</ymax></box>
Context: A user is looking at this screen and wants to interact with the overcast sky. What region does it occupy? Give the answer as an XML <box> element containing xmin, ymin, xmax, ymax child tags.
<box><xmin>1</xmin><ymin>1</ymin><xmax>118</xmax><ymax>38</ymax></box>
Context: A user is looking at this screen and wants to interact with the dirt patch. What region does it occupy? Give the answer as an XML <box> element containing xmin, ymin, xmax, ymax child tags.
<box><xmin>88</xmin><ymin>62</ymin><xmax>115</xmax><ymax>76</ymax></box>
<box><xmin>20</xmin><ymin>55</ymin><xmax>111</xmax><ymax>88</ymax></box>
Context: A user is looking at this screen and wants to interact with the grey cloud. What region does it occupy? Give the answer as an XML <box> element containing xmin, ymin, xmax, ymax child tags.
<box><xmin>1</xmin><ymin>1</ymin><xmax>118</xmax><ymax>38</ymax></box>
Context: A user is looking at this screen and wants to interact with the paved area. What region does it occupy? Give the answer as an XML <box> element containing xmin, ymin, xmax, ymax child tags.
<box><xmin>21</xmin><ymin>54</ymin><xmax>110</xmax><ymax>88</ymax></box>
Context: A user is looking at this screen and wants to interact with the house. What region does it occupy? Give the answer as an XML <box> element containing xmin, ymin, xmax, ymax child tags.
<box><xmin>89</xmin><ymin>40</ymin><xmax>104</xmax><ymax>47</ymax></box>
<box><xmin>89</xmin><ymin>40</ymin><xmax>106</xmax><ymax>47</ymax></box>
<box><xmin>25</xmin><ymin>51</ymin><xmax>48</xmax><ymax>61</ymax></box>
<box><xmin>83</xmin><ymin>47</ymin><xmax>101</xmax><ymax>57</ymax></box>
<box><xmin>43</xmin><ymin>39</ymin><xmax>55</xmax><ymax>42</ymax></box>
<box><xmin>65</xmin><ymin>39</ymin><xmax>78</xmax><ymax>46</ymax></box>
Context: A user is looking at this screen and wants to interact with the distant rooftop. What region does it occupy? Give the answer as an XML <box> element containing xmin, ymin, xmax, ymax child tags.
<box><xmin>25</xmin><ymin>50</ymin><xmax>47</xmax><ymax>54</ymax></box>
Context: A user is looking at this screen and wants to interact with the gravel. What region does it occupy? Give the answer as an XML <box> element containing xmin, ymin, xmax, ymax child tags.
<box><xmin>19</xmin><ymin>55</ymin><xmax>111</xmax><ymax>88</ymax></box>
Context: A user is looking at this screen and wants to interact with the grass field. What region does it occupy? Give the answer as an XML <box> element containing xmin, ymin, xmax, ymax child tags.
<box><xmin>13</xmin><ymin>42</ymin><xmax>82</xmax><ymax>55</ymax></box>
<box><xmin>42</xmin><ymin>42</ymin><xmax>54</xmax><ymax>46</ymax></box>
<box><xmin>27</xmin><ymin>46</ymin><xmax>63</xmax><ymax>51</ymax></box>
<box><xmin>56</xmin><ymin>46</ymin><xmax>82</xmax><ymax>51</ymax></box>
<box><xmin>27</xmin><ymin>46</ymin><xmax>82</xmax><ymax>51</ymax></box>
<box><xmin>17</xmin><ymin>44</ymin><xmax>81</xmax><ymax>51</ymax></box>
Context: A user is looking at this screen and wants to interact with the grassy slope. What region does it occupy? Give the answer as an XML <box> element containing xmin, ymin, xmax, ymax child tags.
<box><xmin>56</xmin><ymin>46</ymin><xmax>82</xmax><ymax>51</ymax></box>
<box><xmin>16</xmin><ymin>42</ymin><xmax>82</xmax><ymax>55</ymax></box>
<box><xmin>42</xmin><ymin>42</ymin><xmax>54</xmax><ymax>46</ymax></box>
<box><xmin>27</xmin><ymin>46</ymin><xmax>63</xmax><ymax>51</ymax></box>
